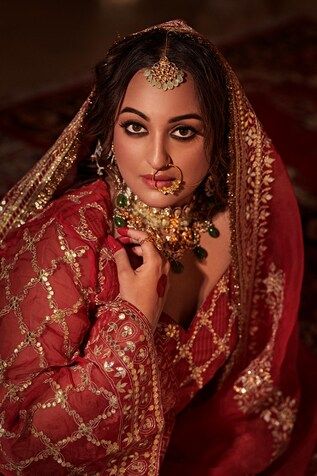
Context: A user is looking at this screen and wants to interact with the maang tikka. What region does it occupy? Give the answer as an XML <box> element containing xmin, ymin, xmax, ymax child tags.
<box><xmin>144</xmin><ymin>33</ymin><xmax>185</xmax><ymax>90</ymax></box>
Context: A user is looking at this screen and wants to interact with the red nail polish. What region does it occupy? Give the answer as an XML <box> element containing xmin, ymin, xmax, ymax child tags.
<box><xmin>118</xmin><ymin>236</ymin><xmax>132</xmax><ymax>244</ymax></box>
<box><xmin>117</xmin><ymin>227</ymin><xmax>130</xmax><ymax>236</ymax></box>
<box><xmin>107</xmin><ymin>235</ymin><xmax>123</xmax><ymax>254</ymax></box>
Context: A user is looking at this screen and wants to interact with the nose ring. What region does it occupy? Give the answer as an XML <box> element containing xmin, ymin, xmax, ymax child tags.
<box><xmin>153</xmin><ymin>163</ymin><xmax>183</xmax><ymax>195</ymax></box>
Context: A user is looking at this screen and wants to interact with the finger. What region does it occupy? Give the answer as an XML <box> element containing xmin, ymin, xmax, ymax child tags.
<box><xmin>108</xmin><ymin>237</ymin><xmax>133</xmax><ymax>278</ymax></box>
<box><xmin>117</xmin><ymin>236</ymin><xmax>133</xmax><ymax>245</ymax></box>
<box><xmin>125</xmin><ymin>229</ymin><xmax>161</xmax><ymax>265</ymax></box>
<box><xmin>139</xmin><ymin>238</ymin><xmax>163</xmax><ymax>267</ymax></box>
<box><xmin>113</xmin><ymin>249</ymin><xmax>134</xmax><ymax>281</ymax></box>
<box><xmin>117</xmin><ymin>229</ymin><xmax>149</xmax><ymax>247</ymax></box>
<box><xmin>107</xmin><ymin>235</ymin><xmax>123</xmax><ymax>254</ymax></box>
<box><xmin>124</xmin><ymin>228</ymin><xmax>148</xmax><ymax>242</ymax></box>
<box><xmin>131</xmin><ymin>246</ymin><xmax>143</xmax><ymax>256</ymax></box>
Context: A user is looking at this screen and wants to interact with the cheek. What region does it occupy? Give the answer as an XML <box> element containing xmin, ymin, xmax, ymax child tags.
<box><xmin>182</xmin><ymin>144</ymin><xmax>209</xmax><ymax>181</ymax></box>
<box><xmin>113</xmin><ymin>127</ymin><xmax>137</xmax><ymax>169</ymax></box>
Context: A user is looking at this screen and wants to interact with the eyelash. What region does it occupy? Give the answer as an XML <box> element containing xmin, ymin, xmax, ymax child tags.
<box><xmin>119</xmin><ymin>120</ymin><xmax>199</xmax><ymax>142</ymax></box>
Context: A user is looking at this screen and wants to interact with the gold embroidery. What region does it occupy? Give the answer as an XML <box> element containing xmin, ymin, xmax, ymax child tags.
<box><xmin>161</xmin><ymin>268</ymin><xmax>237</xmax><ymax>392</ymax></box>
<box><xmin>217</xmin><ymin>70</ymin><xmax>276</xmax><ymax>386</ymax></box>
<box><xmin>261</xmin><ymin>393</ymin><xmax>297</xmax><ymax>458</ymax></box>
<box><xmin>0</xmin><ymin>94</ymin><xmax>93</xmax><ymax>244</ymax></box>
<box><xmin>73</xmin><ymin>202</ymin><xmax>109</xmax><ymax>242</ymax></box>
<box><xmin>234</xmin><ymin>263</ymin><xmax>298</xmax><ymax>459</ymax></box>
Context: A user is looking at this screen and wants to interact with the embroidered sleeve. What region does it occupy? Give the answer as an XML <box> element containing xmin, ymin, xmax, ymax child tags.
<box><xmin>0</xmin><ymin>183</ymin><xmax>164</xmax><ymax>475</ymax></box>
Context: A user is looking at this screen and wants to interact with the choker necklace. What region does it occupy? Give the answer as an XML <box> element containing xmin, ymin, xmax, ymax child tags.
<box><xmin>113</xmin><ymin>184</ymin><xmax>220</xmax><ymax>273</ymax></box>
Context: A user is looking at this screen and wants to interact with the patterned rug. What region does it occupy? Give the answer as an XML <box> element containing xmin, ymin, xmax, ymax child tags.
<box><xmin>0</xmin><ymin>18</ymin><xmax>316</xmax><ymax>352</ymax></box>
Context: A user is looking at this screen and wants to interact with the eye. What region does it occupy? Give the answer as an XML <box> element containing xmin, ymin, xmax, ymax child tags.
<box><xmin>120</xmin><ymin>121</ymin><xmax>147</xmax><ymax>135</ymax></box>
<box><xmin>171</xmin><ymin>126</ymin><xmax>197</xmax><ymax>140</ymax></box>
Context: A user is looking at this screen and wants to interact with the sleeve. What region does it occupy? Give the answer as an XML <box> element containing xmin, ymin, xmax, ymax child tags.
<box><xmin>0</xmin><ymin>183</ymin><xmax>164</xmax><ymax>475</ymax></box>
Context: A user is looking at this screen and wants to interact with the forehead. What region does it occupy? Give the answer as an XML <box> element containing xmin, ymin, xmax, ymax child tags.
<box><xmin>120</xmin><ymin>69</ymin><xmax>201</xmax><ymax>116</ymax></box>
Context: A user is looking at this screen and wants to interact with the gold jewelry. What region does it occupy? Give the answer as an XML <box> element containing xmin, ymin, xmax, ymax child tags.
<box><xmin>153</xmin><ymin>164</ymin><xmax>183</xmax><ymax>195</ymax></box>
<box><xmin>113</xmin><ymin>181</ymin><xmax>220</xmax><ymax>273</ymax></box>
<box><xmin>90</xmin><ymin>140</ymin><xmax>104</xmax><ymax>176</ymax></box>
<box><xmin>144</xmin><ymin>56</ymin><xmax>185</xmax><ymax>90</ymax></box>
<box><xmin>143</xmin><ymin>34</ymin><xmax>185</xmax><ymax>90</ymax></box>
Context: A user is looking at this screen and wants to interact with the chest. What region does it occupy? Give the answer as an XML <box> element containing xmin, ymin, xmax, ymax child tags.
<box><xmin>163</xmin><ymin>210</ymin><xmax>231</xmax><ymax>329</ymax></box>
<box><xmin>163</xmin><ymin>257</ymin><xmax>208</xmax><ymax>329</ymax></box>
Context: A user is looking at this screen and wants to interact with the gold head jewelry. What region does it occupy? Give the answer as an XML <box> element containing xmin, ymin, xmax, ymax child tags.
<box><xmin>144</xmin><ymin>56</ymin><xmax>185</xmax><ymax>90</ymax></box>
<box><xmin>144</xmin><ymin>33</ymin><xmax>185</xmax><ymax>90</ymax></box>
<box><xmin>153</xmin><ymin>164</ymin><xmax>183</xmax><ymax>195</ymax></box>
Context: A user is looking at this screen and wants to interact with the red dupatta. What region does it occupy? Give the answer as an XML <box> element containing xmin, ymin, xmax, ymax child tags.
<box><xmin>0</xmin><ymin>20</ymin><xmax>316</xmax><ymax>475</ymax></box>
<box><xmin>159</xmin><ymin>22</ymin><xmax>317</xmax><ymax>476</ymax></box>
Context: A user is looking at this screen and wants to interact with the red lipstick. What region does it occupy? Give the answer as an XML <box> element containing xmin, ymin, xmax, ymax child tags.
<box><xmin>141</xmin><ymin>174</ymin><xmax>175</xmax><ymax>189</ymax></box>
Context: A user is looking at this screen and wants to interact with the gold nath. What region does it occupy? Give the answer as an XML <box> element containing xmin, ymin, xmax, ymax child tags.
<box><xmin>144</xmin><ymin>56</ymin><xmax>185</xmax><ymax>90</ymax></box>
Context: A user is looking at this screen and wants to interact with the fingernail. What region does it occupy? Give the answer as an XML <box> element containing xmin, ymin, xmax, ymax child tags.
<box><xmin>107</xmin><ymin>235</ymin><xmax>123</xmax><ymax>254</ymax></box>
<box><xmin>116</xmin><ymin>227</ymin><xmax>130</xmax><ymax>236</ymax></box>
<box><xmin>118</xmin><ymin>236</ymin><xmax>132</xmax><ymax>244</ymax></box>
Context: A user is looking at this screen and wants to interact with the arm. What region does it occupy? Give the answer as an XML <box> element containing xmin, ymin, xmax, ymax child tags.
<box><xmin>0</xmin><ymin>185</ymin><xmax>164</xmax><ymax>475</ymax></box>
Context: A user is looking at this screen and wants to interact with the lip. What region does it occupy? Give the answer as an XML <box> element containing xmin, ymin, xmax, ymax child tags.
<box><xmin>141</xmin><ymin>173</ymin><xmax>174</xmax><ymax>181</ymax></box>
<box><xmin>141</xmin><ymin>174</ymin><xmax>175</xmax><ymax>189</ymax></box>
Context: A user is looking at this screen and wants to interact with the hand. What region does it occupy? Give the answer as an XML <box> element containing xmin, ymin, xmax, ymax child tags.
<box><xmin>108</xmin><ymin>229</ymin><xmax>170</xmax><ymax>331</ymax></box>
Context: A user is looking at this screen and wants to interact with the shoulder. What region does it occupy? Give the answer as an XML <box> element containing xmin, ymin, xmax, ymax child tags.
<box><xmin>3</xmin><ymin>180</ymin><xmax>113</xmax><ymax>251</ymax></box>
<box><xmin>51</xmin><ymin>179</ymin><xmax>113</xmax><ymax>244</ymax></box>
<box><xmin>53</xmin><ymin>179</ymin><xmax>111</xmax><ymax>218</ymax></box>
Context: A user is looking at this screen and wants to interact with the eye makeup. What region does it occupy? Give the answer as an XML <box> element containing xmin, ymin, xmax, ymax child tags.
<box><xmin>119</xmin><ymin>120</ymin><xmax>201</xmax><ymax>142</ymax></box>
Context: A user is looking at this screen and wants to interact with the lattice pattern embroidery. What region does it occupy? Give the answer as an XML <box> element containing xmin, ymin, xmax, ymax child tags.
<box><xmin>0</xmin><ymin>185</ymin><xmax>166</xmax><ymax>475</ymax></box>
<box><xmin>159</xmin><ymin>268</ymin><xmax>238</xmax><ymax>402</ymax></box>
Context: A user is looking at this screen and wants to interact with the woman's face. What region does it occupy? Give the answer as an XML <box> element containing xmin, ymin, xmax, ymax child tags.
<box><xmin>112</xmin><ymin>69</ymin><xmax>211</xmax><ymax>207</ymax></box>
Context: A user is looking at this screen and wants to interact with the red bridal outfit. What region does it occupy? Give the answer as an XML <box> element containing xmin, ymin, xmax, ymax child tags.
<box><xmin>0</xmin><ymin>20</ymin><xmax>316</xmax><ymax>476</ymax></box>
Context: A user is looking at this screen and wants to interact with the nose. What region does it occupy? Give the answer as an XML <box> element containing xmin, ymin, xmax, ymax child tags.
<box><xmin>146</xmin><ymin>134</ymin><xmax>170</xmax><ymax>170</ymax></box>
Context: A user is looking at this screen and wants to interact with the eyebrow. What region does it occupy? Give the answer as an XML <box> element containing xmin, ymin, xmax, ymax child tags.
<box><xmin>120</xmin><ymin>107</ymin><xmax>148</xmax><ymax>120</ymax></box>
<box><xmin>119</xmin><ymin>107</ymin><xmax>203</xmax><ymax>123</ymax></box>
<box><xmin>168</xmin><ymin>113</ymin><xmax>203</xmax><ymax>123</ymax></box>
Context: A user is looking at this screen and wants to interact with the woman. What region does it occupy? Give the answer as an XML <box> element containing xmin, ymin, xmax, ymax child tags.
<box><xmin>0</xmin><ymin>19</ymin><xmax>316</xmax><ymax>475</ymax></box>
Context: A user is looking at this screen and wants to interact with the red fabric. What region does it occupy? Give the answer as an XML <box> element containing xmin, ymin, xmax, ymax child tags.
<box><xmin>0</xmin><ymin>176</ymin><xmax>316</xmax><ymax>475</ymax></box>
<box><xmin>160</xmin><ymin>149</ymin><xmax>317</xmax><ymax>475</ymax></box>
<box><xmin>0</xmin><ymin>20</ymin><xmax>316</xmax><ymax>473</ymax></box>
<box><xmin>0</xmin><ymin>181</ymin><xmax>167</xmax><ymax>474</ymax></box>
<box><xmin>0</xmin><ymin>180</ymin><xmax>239</xmax><ymax>474</ymax></box>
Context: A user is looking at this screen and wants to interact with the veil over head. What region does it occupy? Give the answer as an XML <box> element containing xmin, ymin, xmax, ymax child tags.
<box><xmin>0</xmin><ymin>20</ymin><xmax>315</xmax><ymax>474</ymax></box>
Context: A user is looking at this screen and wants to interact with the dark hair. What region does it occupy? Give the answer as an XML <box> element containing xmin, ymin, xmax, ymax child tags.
<box><xmin>85</xmin><ymin>27</ymin><xmax>230</xmax><ymax>211</ymax></box>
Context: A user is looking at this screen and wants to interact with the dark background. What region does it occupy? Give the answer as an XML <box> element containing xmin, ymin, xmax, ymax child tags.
<box><xmin>1</xmin><ymin>0</ymin><xmax>316</xmax><ymax>104</ymax></box>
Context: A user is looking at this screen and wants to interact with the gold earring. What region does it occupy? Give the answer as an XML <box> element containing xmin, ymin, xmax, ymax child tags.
<box><xmin>107</xmin><ymin>144</ymin><xmax>124</xmax><ymax>190</ymax></box>
<box><xmin>90</xmin><ymin>140</ymin><xmax>105</xmax><ymax>176</ymax></box>
<box><xmin>204</xmin><ymin>172</ymin><xmax>215</xmax><ymax>198</ymax></box>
